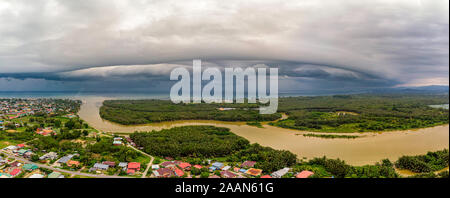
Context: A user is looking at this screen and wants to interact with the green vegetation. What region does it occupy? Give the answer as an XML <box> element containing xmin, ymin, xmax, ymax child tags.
<box><xmin>0</xmin><ymin>131</ymin><xmax>34</xmax><ymax>147</ymax></box>
<box><xmin>85</xmin><ymin>137</ymin><xmax>143</xmax><ymax>163</ymax></box>
<box><xmin>246</xmin><ymin>121</ymin><xmax>264</xmax><ymax>128</ymax></box>
<box><xmin>301</xmin><ymin>133</ymin><xmax>360</xmax><ymax>139</ymax></box>
<box><xmin>131</xmin><ymin>126</ymin><xmax>297</xmax><ymax>173</ymax></box>
<box><xmin>28</xmin><ymin>134</ymin><xmax>146</xmax><ymax>168</ymax></box>
<box><xmin>297</xmin><ymin>157</ymin><xmax>399</xmax><ymax>178</ymax></box>
<box><xmin>100</xmin><ymin>100</ymin><xmax>281</xmax><ymax>124</ymax></box>
<box><xmin>227</xmin><ymin>144</ymin><xmax>297</xmax><ymax>173</ymax></box>
<box><xmin>395</xmin><ymin>149</ymin><xmax>448</xmax><ymax>173</ymax></box>
<box><xmin>99</xmin><ymin>94</ymin><xmax>448</xmax><ymax>132</ymax></box>
<box><xmin>407</xmin><ymin>171</ymin><xmax>449</xmax><ymax>178</ymax></box>
<box><xmin>130</xmin><ymin>126</ymin><xmax>249</xmax><ymax>158</ymax></box>
<box><xmin>273</xmin><ymin>94</ymin><xmax>449</xmax><ymax>132</ymax></box>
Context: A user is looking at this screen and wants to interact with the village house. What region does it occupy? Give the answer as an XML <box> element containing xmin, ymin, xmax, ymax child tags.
<box><xmin>174</xmin><ymin>168</ymin><xmax>184</xmax><ymax>177</ymax></box>
<box><xmin>118</xmin><ymin>162</ymin><xmax>128</xmax><ymax>171</ymax></box>
<box><xmin>48</xmin><ymin>172</ymin><xmax>64</xmax><ymax>178</ymax></box>
<box><xmin>10</xmin><ymin>168</ymin><xmax>22</xmax><ymax>177</ymax></box>
<box><xmin>39</xmin><ymin>152</ymin><xmax>58</xmax><ymax>160</ymax></box>
<box><xmin>161</xmin><ymin>161</ymin><xmax>176</xmax><ymax>167</ymax></box>
<box><xmin>10</xmin><ymin>161</ymin><xmax>21</xmax><ymax>167</ymax></box>
<box><xmin>22</xmin><ymin>164</ymin><xmax>38</xmax><ymax>171</ymax></box>
<box><xmin>296</xmin><ymin>170</ymin><xmax>315</xmax><ymax>178</ymax></box>
<box><xmin>125</xmin><ymin>137</ymin><xmax>136</xmax><ymax>147</ymax></box>
<box><xmin>67</xmin><ymin>160</ymin><xmax>80</xmax><ymax>167</ymax></box>
<box><xmin>221</xmin><ymin>166</ymin><xmax>231</xmax><ymax>171</ymax></box>
<box><xmin>29</xmin><ymin>174</ymin><xmax>45</xmax><ymax>178</ymax></box>
<box><xmin>271</xmin><ymin>168</ymin><xmax>291</xmax><ymax>178</ymax></box>
<box><xmin>4</xmin><ymin>145</ymin><xmax>17</xmax><ymax>152</ymax></box>
<box><xmin>209</xmin><ymin>162</ymin><xmax>224</xmax><ymax>171</ymax></box>
<box><xmin>151</xmin><ymin>165</ymin><xmax>160</xmax><ymax>170</ymax></box>
<box><xmin>57</xmin><ymin>154</ymin><xmax>74</xmax><ymax>165</ymax></box>
<box><xmin>241</xmin><ymin>161</ymin><xmax>256</xmax><ymax>169</ymax></box>
<box><xmin>92</xmin><ymin>163</ymin><xmax>109</xmax><ymax>171</ymax></box>
<box><xmin>178</xmin><ymin>162</ymin><xmax>191</xmax><ymax>170</ymax></box>
<box><xmin>153</xmin><ymin>168</ymin><xmax>174</xmax><ymax>178</ymax></box>
<box><xmin>0</xmin><ymin>173</ymin><xmax>11</xmax><ymax>178</ymax></box>
<box><xmin>18</xmin><ymin>149</ymin><xmax>30</xmax><ymax>156</ymax></box>
<box><xmin>245</xmin><ymin>168</ymin><xmax>263</xmax><ymax>177</ymax></box>
<box><xmin>220</xmin><ymin>170</ymin><xmax>237</xmax><ymax>178</ymax></box>
<box><xmin>36</xmin><ymin>128</ymin><xmax>54</xmax><ymax>136</ymax></box>
<box><xmin>102</xmin><ymin>161</ymin><xmax>116</xmax><ymax>167</ymax></box>
<box><xmin>23</xmin><ymin>151</ymin><xmax>34</xmax><ymax>159</ymax></box>
<box><xmin>127</xmin><ymin>162</ymin><xmax>141</xmax><ymax>175</ymax></box>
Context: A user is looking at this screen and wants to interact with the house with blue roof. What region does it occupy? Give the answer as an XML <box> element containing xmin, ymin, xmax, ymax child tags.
<box><xmin>209</xmin><ymin>162</ymin><xmax>224</xmax><ymax>171</ymax></box>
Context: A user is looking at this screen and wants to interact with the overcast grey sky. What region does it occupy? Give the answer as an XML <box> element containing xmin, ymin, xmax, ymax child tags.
<box><xmin>0</xmin><ymin>0</ymin><xmax>448</xmax><ymax>93</ymax></box>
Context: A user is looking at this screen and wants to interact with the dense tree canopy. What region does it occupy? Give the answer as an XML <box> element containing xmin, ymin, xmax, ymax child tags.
<box><xmin>300</xmin><ymin>157</ymin><xmax>399</xmax><ymax>178</ymax></box>
<box><xmin>100</xmin><ymin>100</ymin><xmax>281</xmax><ymax>124</ymax></box>
<box><xmin>100</xmin><ymin>94</ymin><xmax>448</xmax><ymax>132</ymax></box>
<box><xmin>395</xmin><ymin>149</ymin><xmax>449</xmax><ymax>173</ymax></box>
<box><xmin>274</xmin><ymin>94</ymin><xmax>449</xmax><ymax>132</ymax></box>
<box><xmin>130</xmin><ymin>126</ymin><xmax>250</xmax><ymax>158</ymax></box>
<box><xmin>228</xmin><ymin>144</ymin><xmax>298</xmax><ymax>173</ymax></box>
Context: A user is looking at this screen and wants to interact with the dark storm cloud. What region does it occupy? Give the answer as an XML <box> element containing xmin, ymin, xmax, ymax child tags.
<box><xmin>0</xmin><ymin>0</ymin><xmax>448</xmax><ymax>91</ymax></box>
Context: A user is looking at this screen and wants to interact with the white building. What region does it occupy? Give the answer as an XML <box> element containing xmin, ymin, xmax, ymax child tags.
<box><xmin>29</xmin><ymin>174</ymin><xmax>45</xmax><ymax>178</ymax></box>
<box><xmin>271</xmin><ymin>168</ymin><xmax>291</xmax><ymax>178</ymax></box>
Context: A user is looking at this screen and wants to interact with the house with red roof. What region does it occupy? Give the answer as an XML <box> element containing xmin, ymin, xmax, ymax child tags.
<box><xmin>128</xmin><ymin>162</ymin><xmax>141</xmax><ymax>172</ymax></box>
<box><xmin>174</xmin><ymin>168</ymin><xmax>184</xmax><ymax>177</ymax></box>
<box><xmin>127</xmin><ymin>169</ymin><xmax>136</xmax><ymax>175</ymax></box>
<box><xmin>193</xmin><ymin>165</ymin><xmax>203</xmax><ymax>169</ymax></box>
<box><xmin>154</xmin><ymin>168</ymin><xmax>174</xmax><ymax>178</ymax></box>
<box><xmin>296</xmin><ymin>170</ymin><xmax>314</xmax><ymax>178</ymax></box>
<box><xmin>178</xmin><ymin>162</ymin><xmax>191</xmax><ymax>170</ymax></box>
<box><xmin>16</xmin><ymin>144</ymin><xmax>25</xmax><ymax>148</ymax></box>
<box><xmin>67</xmin><ymin>160</ymin><xmax>80</xmax><ymax>167</ymax></box>
<box><xmin>10</xmin><ymin>168</ymin><xmax>21</xmax><ymax>177</ymax></box>
<box><xmin>241</xmin><ymin>161</ymin><xmax>256</xmax><ymax>168</ymax></box>
<box><xmin>173</xmin><ymin>161</ymin><xmax>182</xmax><ymax>165</ymax></box>
<box><xmin>102</xmin><ymin>161</ymin><xmax>116</xmax><ymax>167</ymax></box>
<box><xmin>161</xmin><ymin>161</ymin><xmax>176</xmax><ymax>167</ymax></box>
<box><xmin>261</xmin><ymin>175</ymin><xmax>272</xmax><ymax>178</ymax></box>
<box><xmin>245</xmin><ymin>168</ymin><xmax>263</xmax><ymax>177</ymax></box>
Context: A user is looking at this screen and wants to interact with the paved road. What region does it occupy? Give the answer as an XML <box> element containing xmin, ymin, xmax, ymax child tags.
<box><xmin>127</xmin><ymin>145</ymin><xmax>154</xmax><ymax>178</ymax></box>
<box><xmin>1</xmin><ymin>150</ymin><xmax>130</xmax><ymax>178</ymax></box>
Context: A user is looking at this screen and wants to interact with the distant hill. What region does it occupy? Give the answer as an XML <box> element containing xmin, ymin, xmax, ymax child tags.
<box><xmin>368</xmin><ymin>85</ymin><xmax>449</xmax><ymax>94</ymax></box>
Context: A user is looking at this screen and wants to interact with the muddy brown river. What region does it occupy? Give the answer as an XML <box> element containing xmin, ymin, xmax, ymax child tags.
<box><xmin>78</xmin><ymin>97</ymin><xmax>449</xmax><ymax>166</ymax></box>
